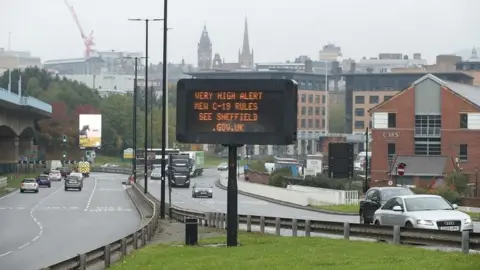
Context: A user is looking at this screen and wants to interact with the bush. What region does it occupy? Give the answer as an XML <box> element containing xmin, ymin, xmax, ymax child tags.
<box><xmin>427</xmin><ymin>185</ymin><xmax>461</xmax><ymax>204</ymax></box>
<box><xmin>269</xmin><ymin>168</ymin><xmax>292</xmax><ymax>187</ymax></box>
<box><xmin>445</xmin><ymin>171</ymin><xmax>470</xmax><ymax>196</ymax></box>
<box><xmin>287</xmin><ymin>174</ymin><xmax>349</xmax><ymax>190</ymax></box>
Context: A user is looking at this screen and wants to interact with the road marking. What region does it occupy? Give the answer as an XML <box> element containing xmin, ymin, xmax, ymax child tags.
<box><xmin>18</xmin><ymin>243</ymin><xmax>30</xmax><ymax>249</ymax></box>
<box><xmin>32</xmin><ymin>236</ymin><xmax>39</xmax><ymax>242</ymax></box>
<box><xmin>89</xmin><ymin>206</ymin><xmax>133</xmax><ymax>212</ymax></box>
<box><xmin>84</xmin><ymin>176</ymin><xmax>98</xmax><ymax>211</ymax></box>
<box><xmin>0</xmin><ymin>190</ymin><xmax>19</xmax><ymax>201</ymax></box>
<box><xmin>0</xmin><ymin>251</ymin><xmax>12</xmax><ymax>257</ymax></box>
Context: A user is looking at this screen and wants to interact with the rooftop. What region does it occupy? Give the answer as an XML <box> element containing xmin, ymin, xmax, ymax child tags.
<box><xmin>342</xmin><ymin>71</ymin><xmax>473</xmax><ymax>79</ymax></box>
<box><xmin>185</xmin><ymin>70</ymin><xmax>329</xmax><ymax>79</ymax></box>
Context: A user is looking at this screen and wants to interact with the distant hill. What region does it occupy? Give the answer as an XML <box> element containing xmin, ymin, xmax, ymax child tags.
<box><xmin>454</xmin><ymin>47</ymin><xmax>479</xmax><ymax>61</ymax></box>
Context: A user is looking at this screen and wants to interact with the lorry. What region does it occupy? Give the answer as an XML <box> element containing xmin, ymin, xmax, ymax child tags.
<box><xmin>167</xmin><ymin>153</ymin><xmax>191</xmax><ymax>188</ymax></box>
<box><xmin>77</xmin><ymin>161</ymin><xmax>91</xmax><ymax>177</ymax></box>
<box><xmin>180</xmin><ymin>151</ymin><xmax>205</xmax><ymax>177</ymax></box>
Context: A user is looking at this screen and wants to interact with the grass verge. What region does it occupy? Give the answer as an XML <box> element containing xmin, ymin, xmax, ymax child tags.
<box><xmin>94</xmin><ymin>155</ymin><xmax>131</xmax><ymax>168</ymax></box>
<box><xmin>204</xmin><ymin>152</ymin><xmax>248</xmax><ymax>168</ymax></box>
<box><xmin>110</xmin><ymin>232</ymin><xmax>480</xmax><ymax>270</ymax></box>
<box><xmin>312</xmin><ymin>204</ymin><xmax>480</xmax><ymax>221</ymax></box>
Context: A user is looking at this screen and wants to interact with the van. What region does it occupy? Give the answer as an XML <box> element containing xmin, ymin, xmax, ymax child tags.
<box><xmin>354</xmin><ymin>151</ymin><xmax>371</xmax><ymax>171</ymax></box>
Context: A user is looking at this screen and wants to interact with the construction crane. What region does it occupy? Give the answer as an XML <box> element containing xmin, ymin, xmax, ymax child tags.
<box><xmin>64</xmin><ymin>0</ymin><xmax>95</xmax><ymax>58</ymax></box>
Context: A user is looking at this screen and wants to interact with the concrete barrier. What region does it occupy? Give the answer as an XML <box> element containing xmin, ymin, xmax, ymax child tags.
<box><xmin>287</xmin><ymin>185</ymin><xmax>359</xmax><ymax>205</ymax></box>
<box><xmin>0</xmin><ymin>177</ymin><xmax>7</xmax><ymax>189</ymax></box>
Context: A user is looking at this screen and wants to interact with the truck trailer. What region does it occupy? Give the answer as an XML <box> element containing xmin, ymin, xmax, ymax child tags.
<box><xmin>181</xmin><ymin>151</ymin><xmax>205</xmax><ymax>177</ymax></box>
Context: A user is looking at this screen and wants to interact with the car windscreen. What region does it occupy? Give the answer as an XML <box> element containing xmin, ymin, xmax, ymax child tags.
<box><xmin>195</xmin><ymin>184</ymin><xmax>210</xmax><ymax>189</ymax></box>
<box><xmin>23</xmin><ymin>179</ymin><xmax>36</xmax><ymax>183</ymax></box>
<box><xmin>405</xmin><ymin>197</ymin><xmax>453</xmax><ymax>211</ymax></box>
<box><xmin>38</xmin><ymin>176</ymin><xmax>49</xmax><ymax>180</ymax></box>
<box><xmin>219</xmin><ymin>163</ymin><xmax>227</xmax><ymax>167</ymax></box>
<box><xmin>152</xmin><ymin>169</ymin><xmax>162</xmax><ymax>174</ymax></box>
<box><xmin>67</xmin><ymin>176</ymin><xmax>79</xmax><ymax>181</ymax></box>
<box><xmin>381</xmin><ymin>189</ymin><xmax>414</xmax><ymax>200</ymax></box>
<box><xmin>172</xmin><ymin>160</ymin><xmax>189</xmax><ymax>166</ymax></box>
<box><xmin>51</xmin><ymin>170</ymin><xmax>60</xmax><ymax>173</ymax></box>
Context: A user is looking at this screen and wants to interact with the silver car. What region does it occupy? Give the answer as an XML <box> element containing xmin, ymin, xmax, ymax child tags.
<box><xmin>49</xmin><ymin>170</ymin><xmax>62</xmax><ymax>181</ymax></box>
<box><xmin>65</xmin><ymin>175</ymin><xmax>83</xmax><ymax>191</ymax></box>
<box><xmin>192</xmin><ymin>183</ymin><xmax>213</xmax><ymax>198</ymax></box>
<box><xmin>151</xmin><ymin>169</ymin><xmax>162</xmax><ymax>180</ymax></box>
<box><xmin>20</xmin><ymin>178</ymin><xmax>39</xmax><ymax>193</ymax></box>
<box><xmin>217</xmin><ymin>162</ymin><xmax>228</xmax><ymax>171</ymax></box>
<box><xmin>373</xmin><ymin>194</ymin><xmax>473</xmax><ymax>231</ymax></box>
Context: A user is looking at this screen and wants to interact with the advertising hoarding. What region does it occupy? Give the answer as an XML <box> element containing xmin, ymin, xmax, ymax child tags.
<box><xmin>79</xmin><ymin>114</ymin><xmax>102</xmax><ymax>149</ymax></box>
<box><xmin>176</xmin><ymin>79</ymin><xmax>298</xmax><ymax>145</ymax></box>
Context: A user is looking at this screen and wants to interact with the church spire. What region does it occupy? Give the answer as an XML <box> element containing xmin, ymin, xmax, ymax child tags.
<box><xmin>471</xmin><ymin>47</ymin><xmax>478</xmax><ymax>59</ymax></box>
<box><xmin>241</xmin><ymin>17</ymin><xmax>250</xmax><ymax>55</ymax></box>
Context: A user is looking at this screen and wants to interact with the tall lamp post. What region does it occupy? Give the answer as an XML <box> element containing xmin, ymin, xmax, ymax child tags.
<box><xmin>129</xmin><ymin>18</ymin><xmax>163</xmax><ymax>194</ymax></box>
<box><xmin>161</xmin><ymin>0</ymin><xmax>169</xmax><ymax>219</ymax></box>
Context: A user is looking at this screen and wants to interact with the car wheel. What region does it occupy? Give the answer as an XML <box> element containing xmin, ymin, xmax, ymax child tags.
<box><xmin>65</xmin><ymin>187</ymin><xmax>68</xmax><ymax>191</ymax></box>
<box><xmin>208</xmin><ymin>195</ymin><xmax>213</xmax><ymax>198</ymax></box>
<box><xmin>374</xmin><ymin>220</ymin><xmax>380</xmax><ymax>226</ymax></box>
<box><xmin>78</xmin><ymin>188</ymin><xmax>82</xmax><ymax>191</ymax></box>
<box><xmin>192</xmin><ymin>194</ymin><xmax>196</xmax><ymax>198</ymax></box>
<box><xmin>20</xmin><ymin>189</ymin><xmax>24</xmax><ymax>193</ymax></box>
<box><xmin>48</xmin><ymin>184</ymin><xmax>51</xmax><ymax>188</ymax></box>
<box><xmin>35</xmin><ymin>190</ymin><xmax>39</xmax><ymax>193</ymax></box>
<box><xmin>405</xmin><ymin>222</ymin><xmax>413</xmax><ymax>228</ymax></box>
<box><xmin>359</xmin><ymin>211</ymin><xmax>366</xmax><ymax>224</ymax></box>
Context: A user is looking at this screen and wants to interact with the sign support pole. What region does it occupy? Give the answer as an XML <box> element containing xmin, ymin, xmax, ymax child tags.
<box><xmin>225</xmin><ymin>144</ymin><xmax>241</xmax><ymax>247</ymax></box>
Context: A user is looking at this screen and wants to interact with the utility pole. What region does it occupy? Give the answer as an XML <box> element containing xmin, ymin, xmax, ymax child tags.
<box><xmin>160</xmin><ymin>0</ymin><xmax>169</xmax><ymax>219</ymax></box>
<box><xmin>128</xmin><ymin>18</ymin><xmax>163</xmax><ymax>194</ymax></box>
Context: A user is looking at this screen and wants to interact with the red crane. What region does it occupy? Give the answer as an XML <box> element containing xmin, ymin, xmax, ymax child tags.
<box><xmin>64</xmin><ymin>0</ymin><xmax>95</xmax><ymax>58</ymax></box>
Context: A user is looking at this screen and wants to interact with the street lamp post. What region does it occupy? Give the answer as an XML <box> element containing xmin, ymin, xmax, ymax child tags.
<box><xmin>128</xmin><ymin>18</ymin><xmax>163</xmax><ymax>194</ymax></box>
<box><xmin>161</xmin><ymin>0</ymin><xmax>169</xmax><ymax>219</ymax></box>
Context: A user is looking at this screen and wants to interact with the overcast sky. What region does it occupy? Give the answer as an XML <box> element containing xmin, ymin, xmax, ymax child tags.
<box><xmin>1</xmin><ymin>0</ymin><xmax>479</xmax><ymax>64</ymax></box>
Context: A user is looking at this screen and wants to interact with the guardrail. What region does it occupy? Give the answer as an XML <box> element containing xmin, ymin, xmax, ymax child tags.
<box><xmin>0</xmin><ymin>176</ymin><xmax>7</xmax><ymax>189</ymax></box>
<box><xmin>41</xmin><ymin>168</ymin><xmax>159</xmax><ymax>270</ymax></box>
<box><xmin>44</xmin><ymin>167</ymin><xmax>480</xmax><ymax>270</ymax></box>
<box><xmin>286</xmin><ymin>185</ymin><xmax>359</xmax><ymax>205</ymax></box>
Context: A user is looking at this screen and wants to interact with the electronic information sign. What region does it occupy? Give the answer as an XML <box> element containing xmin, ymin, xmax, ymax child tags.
<box><xmin>176</xmin><ymin>79</ymin><xmax>297</xmax><ymax>145</ymax></box>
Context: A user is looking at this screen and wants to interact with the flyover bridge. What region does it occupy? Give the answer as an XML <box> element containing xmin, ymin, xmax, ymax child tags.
<box><xmin>0</xmin><ymin>87</ymin><xmax>51</xmax><ymax>171</ymax></box>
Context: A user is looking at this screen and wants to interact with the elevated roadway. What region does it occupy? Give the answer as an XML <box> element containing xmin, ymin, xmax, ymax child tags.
<box><xmin>142</xmin><ymin>168</ymin><xmax>480</xmax><ymax>232</ymax></box>
<box><xmin>0</xmin><ymin>172</ymin><xmax>140</xmax><ymax>270</ymax></box>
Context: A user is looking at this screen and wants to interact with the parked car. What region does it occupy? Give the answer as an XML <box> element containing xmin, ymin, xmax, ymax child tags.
<box><xmin>373</xmin><ymin>194</ymin><xmax>473</xmax><ymax>231</ymax></box>
<box><xmin>192</xmin><ymin>183</ymin><xmax>213</xmax><ymax>198</ymax></box>
<box><xmin>36</xmin><ymin>174</ymin><xmax>51</xmax><ymax>188</ymax></box>
<box><xmin>359</xmin><ymin>187</ymin><xmax>414</xmax><ymax>224</ymax></box>
<box><xmin>20</xmin><ymin>178</ymin><xmax>39</xmax><ymax>193</ymax></box>
<box><xmin>49</xmin><ymin>170</ymin><xmax>62</xmax><ymax>181</ymax></box>
<box><xmin>65</xmin><ymin>175</ymin><xmax>83</xmax><ymax>191</ymax></box>
<box><xmin>217</xmin><ymin>162</ymin><xmax>228</xmax><ymax>171</ymax></box>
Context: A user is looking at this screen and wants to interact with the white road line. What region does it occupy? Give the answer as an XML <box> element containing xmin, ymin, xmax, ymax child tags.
<box><xmin>18</xmin><ymin>243</ymin><xmax>30</xmax><ymax>249</ymax></box>
<box><xmin>84</xmin><ymin>176</ymin><xmax>98</xmax><ymax>211</ymax></box>
<box><xmin>0</xmin><ymin>251</ymin><xmax>12</xmax><ymax>257</ymax></box>
<box><xmin>32</xmin><ymin>236</ymin><xmax>39</xmax><ymax>242</ymax></box>
<box><xmin>0</xmin><ymin>190</ymin><xmax>19</xmax><ymax>201</ymax></box>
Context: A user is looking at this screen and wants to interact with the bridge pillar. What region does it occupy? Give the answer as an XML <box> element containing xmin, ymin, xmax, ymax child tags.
<box><xmin>19</xmin><ymin>138</ymin><xmax>34</xmax><ymax>158</ymax></box>
<box><xmin>0</xmin><ymin>137</ymin><xmax>19</xmax><ymax>162</ymax></box>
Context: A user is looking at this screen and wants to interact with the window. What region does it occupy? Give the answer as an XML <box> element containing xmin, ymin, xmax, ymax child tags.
<box><xmin>322</xmin><ymin>95</ymin><xmax>326</xmax><ymax>104</ymax></box>
<box><xmin>321</xmin><ymin>107</ymin><xmax>326</xmax><ymax>116</ymax></box>
<box><xmin>355</xmin><ymin>121</ymin><xmax>365</xmax><ymax>129</ymax></box>
<box><xmin>308</xmin><ymin>95</ymin><xmax>313</xmax><ymax>103</ymax></box>
<box><xmin>387</xmin><ymin>143</ymin><xmax>396</xmax><ymax>160</ymax></box>
<box><xmin>315</xmin><ymin>95</ymin><xmax>320</xmax><ymax>103</ymax></box>
<box><xmin>369</xmin><ymin>95</ymin><xmax>379</xmax><ymax>104</ymax></box>
<box><xmin>301</xmin><ymin>107</ymin><xmax>306</xmax><ymax>115</ymax></box>
<box><xmin>460</xmin><ymin>113</ymin><xmax>468</xmax><ymax>129</ymax></box>
<box><xmin>300</xmin><ymin>119</ymin><xmax>306</xmax><ymax>128</ymax></box>
<box><xmin>415</xmin><ymin>115</ymin><xmax>441</xmax><ymax>136</ymax></box>
<box><xmin>384</xmin><ymin>95</ymin><xmax>392</xmax><ymax>101</ymax></box>
<box><xmin>381</xmin><ymin>198</ymin><xmax>397</xmax><ymax>210</ymax></box>
<box><xmin>388</xmin><ymin>113</ymin><xmax>396</xmax><ymax>128</ymax></box>
<box><xmin>355</xmin><ymin>108</ymin><xmax>365</xmax><ymax>117</ymax></box>
<box><xmin>301</xmin><ymin>94</ymin><xmax>306</xmax><ymax>103</ymax></box>
<box><xmin>308</xmin><ymin>107</ymin><xmax>313</xmax><ymax>115</ymax></box>
<box><xmin>459</xmin><ymin>144</ymin><xmax>468</xmax><ymax>161</ymax></box>
<box><xmin>322</xmin><ymin>119</ymin><xmax>325</xmax><ymax>129</ymax></box>
<box><xmin>355</xmin><ymin>95</ymin><xmax>365</xmax><ymax>104</ymax></box>
<box><xmin>315</xmin><ymin>107</ymin><xmax>320</xmax><ymax>115</ymax></box>
<box><xmin>315</xmin><ymin>119</ymin><xmax>320</xmax><ymax>128</ymax></box>
<box><xmin>414</xmin><ymin>138</ymin><xmax>441</xmax><ymax>156</ymax></box>
<box><xmin>308</xmin><ymin>119</ymin><xmax>313</xmax><ymax>128</ymax></box>
<box><xmin>369</xmin><ymin>120</ymin><xmax>372</xmax><ymax>128</ymax></box>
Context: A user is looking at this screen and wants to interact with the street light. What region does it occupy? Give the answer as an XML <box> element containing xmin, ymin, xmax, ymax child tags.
<box><xmin>161</xmin><ymin>0</ymin><xmax>169</xmax><ymax>219</ymax></box>
<box><xmin>128</xmin><ymin>18</ymin><xmax>163</xmax><ymax>194</ymax></box>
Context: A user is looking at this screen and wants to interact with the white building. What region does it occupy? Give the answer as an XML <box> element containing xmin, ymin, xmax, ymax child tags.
<box><xmin>0</xmin><ymin>48</ymin><xmax>42</xmax><ymax>73</ymax></box>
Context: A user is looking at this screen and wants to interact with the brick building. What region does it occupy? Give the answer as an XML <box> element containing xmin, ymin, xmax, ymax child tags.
<box><xmin>186</xmin><ymin>71</ymin><xmax>330</xmax><ymax>156</ymax></box>
<box><xmin>343</xmin><ymin>72</ymin><xmax>473</xmax><ymax>134</ymax></box>
<box><xmin>369</xmin><ymin>74</ymin><xmax>480</xmax><ymax>187</ymax></box>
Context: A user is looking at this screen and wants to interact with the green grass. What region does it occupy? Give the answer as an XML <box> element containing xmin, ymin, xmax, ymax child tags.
<box><xmin>204</xmin><ymin>152</ymin><xmax>248</xmax><ymax>168</ymax></box>
<box><xmin>110</xmin><ymin>232</ymin><xmax>480</xmax><ymax>270</ymax></box>
<box><xmin>94</xmin><ymin>155</ymin><xmax>132</xmax><ymax>168</ymax></box>
<box><xmin>463</xmin><ymin>211</ymin><xmax>480</xmax><ymax>221</ymax></box>
<box><xmin>311</xmin><ymin>204</ymin><xmax>359</xmax><ymax>213</ymax></box>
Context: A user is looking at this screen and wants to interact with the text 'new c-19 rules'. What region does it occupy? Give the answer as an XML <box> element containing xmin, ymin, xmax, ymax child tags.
<box><xmin>193</xmin><ymin>91</ymin><xmax>264</xmax><ymax>132</ymax></box>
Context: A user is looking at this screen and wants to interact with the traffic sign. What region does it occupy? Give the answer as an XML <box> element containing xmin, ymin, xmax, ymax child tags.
<box><xmin>388</xmin><ymin>180</ymin><xmax>393</xmax><ymax>186</ymax></box>
<box><xmin>397</xmin><ymin>162</ymin><xmax>406</xmax><ymax>176</ymax></box>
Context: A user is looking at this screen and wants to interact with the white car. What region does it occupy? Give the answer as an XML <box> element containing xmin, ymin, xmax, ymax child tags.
<box><xmin>49</xmin><ymin>170</ymin><xmax>62</xmax><ymax>181</ymax></box>
<box><xmin>373</xmin><ymin>194</ymin><xmax>473</xmax><ymax>231</ymax></box>
<box><xmin>70</xmin><ymin>172</ymin><xmax>83</xmax><ymax>180</ymax></box>
<box><xmin>20</xmin><ymin>178</ymin><xmax>39</xmax><ymax>193</ymax></box>
<box><xmin>217</xmin><ymin>163</ymin><xmax>228</xmax><ymax>171</ymax></box>
<box><xmin>151</xmin><ymin>169</ymin><xmax>162</xmax><ymax>180</ymax></box>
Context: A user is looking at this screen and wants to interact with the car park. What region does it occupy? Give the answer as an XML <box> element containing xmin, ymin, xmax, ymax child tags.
<box><xmin>192</xmin><ymin>183</ymin><xmax>213</xmax><ymax>198</ymax></box>
<box><xmin>359</xmin><ymin>186</ymin><xmax>414</xmax><ymax>224</ymax></box>
<box><xmin>36</xmin><ymin>174</ymin><xmax>51</xmax><ymax>188</ymax></box>
<box><xmin>20</xmin><ymin>178</ymin><xmax>39</xmax><ymax>193</ymax></box>
<box><xmin>373</xmin><ymin>194</ymin><xmax>473</xmax><ymax>231</ymax></box>
<box><xmin>49</xmin><ymin>170</ymin><xmax>62</xmax><ymax>181</ymax></box>
<box><xmin>65</xmin><ymin>175</ymin><xmax>83</xmax><ymax>191</ymax></box>
<box><xmin>217</xmin><ymin>162</ymin><xmax>228</xmax><ymax>171</ymax></box>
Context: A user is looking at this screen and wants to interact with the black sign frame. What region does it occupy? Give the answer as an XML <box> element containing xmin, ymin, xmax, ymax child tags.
<box><xmin>176</xmin><ymin>79</ymin><xmax>297</xmax><ymax>145</ymax></box>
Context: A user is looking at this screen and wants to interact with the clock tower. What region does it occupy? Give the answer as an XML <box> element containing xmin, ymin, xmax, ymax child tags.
<box><xmin>197</xmin><ymin>23</ymin><xmax>213</xmax><ymax>70</ymax></box>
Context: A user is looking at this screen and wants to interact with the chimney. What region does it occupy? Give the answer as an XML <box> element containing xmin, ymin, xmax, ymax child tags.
<box><xmin>305</xmin><ymin>59</ymin><xmax>313</xmax><ymax>72</ymax></box>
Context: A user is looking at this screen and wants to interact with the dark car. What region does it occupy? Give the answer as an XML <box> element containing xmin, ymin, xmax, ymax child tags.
<box><xmin>58</xmin><ymin>167</ymin><xmax>72</xmax><ymax>178</ymax></box>
<box><xmin>359</xmin><ymin>187</ymin><xmax>414</xmax><ymax>224</ymax></box>
<box><xmin>192</xmin><ymin>183</ymin><xmax>213</xmax><ymax>198</ymax></box>
<box><xmin>36</xmin><ymin>174</ymin><xmax>51</xmax><ymax>188</ymax></box>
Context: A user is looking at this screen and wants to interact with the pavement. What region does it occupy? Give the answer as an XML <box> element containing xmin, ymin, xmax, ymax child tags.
<box><xmin>140</xmin><ymin>168</ymin><xmax>480</xmax><ymax>233</ymax></box>
<box><xmin>0</xmin><ymin>173</ymin><xmax>141</xmax><ymax>270</ymax></box>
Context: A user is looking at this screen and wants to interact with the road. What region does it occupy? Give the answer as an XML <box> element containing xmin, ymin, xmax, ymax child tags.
<box><xmin>141</xmin><ymin>168</ymin><xmax>480</xmax><ymax>232</ymax></box>
<box><xmin>0</xmin><ymin>173</ymin><xmax>140</xmax><ymax>270</ymax></box>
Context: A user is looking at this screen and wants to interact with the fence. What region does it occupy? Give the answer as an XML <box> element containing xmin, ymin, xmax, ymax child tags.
<box><xmin>0</xmin><ymin>177</ymin><xmax>7</xmax><ymax>189</ymax></box>
<box><xmin>42</xmin><ymin>167</ymin><xmax>480</xmax><ymax>270</ymax></box>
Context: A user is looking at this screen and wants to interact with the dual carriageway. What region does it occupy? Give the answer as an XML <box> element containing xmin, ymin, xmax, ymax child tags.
<box><xmin>1</xmin><ymin>168</ymin><xmax>480</xmax><ymax>269</ymax></box>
